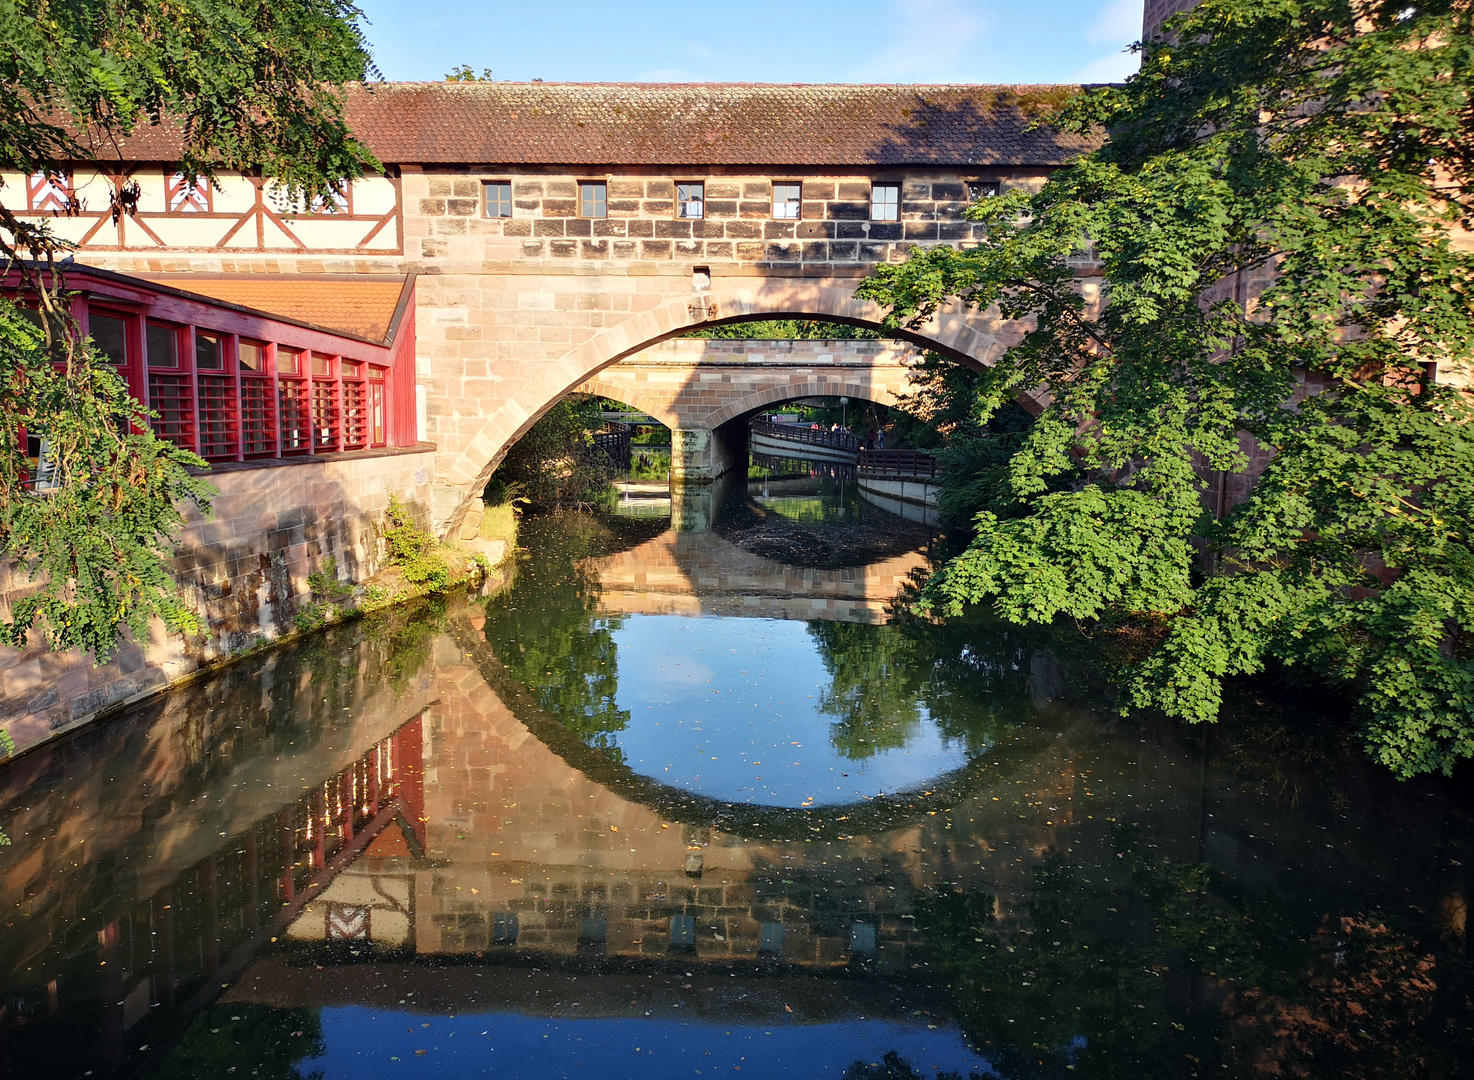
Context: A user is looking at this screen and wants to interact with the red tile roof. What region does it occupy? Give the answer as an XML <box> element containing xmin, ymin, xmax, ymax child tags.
<box><xmin>91</xmin><ymin>83</ymin><xmax>1098</xmax><ymax>168</ymax></box>
<box><xmin>138</xmin><ymin>276</ymin><xmax>408</xmax><ymax>341</ymax></box>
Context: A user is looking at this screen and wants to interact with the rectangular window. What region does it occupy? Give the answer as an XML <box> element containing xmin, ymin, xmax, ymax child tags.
<box><xmin>311</xmin><ymin>354</ymin><xmax>339</xmax><ymax>450</ymax></box>
<box><xmin>195</xmin><ymin>332</ymin><xmax>223</xmax><ymax>371</ymax></box>
<box><xmin>279</xmin><ymin>379</ymin><xmax>310</xmax><ymax>453</ymax></box>
<box><xmin>485</xmin><ymin>181</ymin><xmax>513</xmax><ymax>219</ymax></box>
<box><xmin>240</xmin><ymin>341</ymin><xmax>275</xmax><ymax>456</ymax></box>
<box><xmin>369</xmin><ymin>381</ymin><xmax>386</xmax><ymax>446</ymax></box>
<box><xmin>148</xmin><ymin>363</ymin><xmax>193</xmax><ymax>444</ymax></box>
<box><xmin>772</xmin><ymin>182</ymin><xmax>802</xmax><ymax>220</ymax></box>
<box><xmin>241</xmin><ymin>377</ymin><xmax>276</xmax><ymax>456</ymax></box>
<box><xmin>198</xmin><ymin>370</ymin><xmax>237</xmax><ymax>459</ymax></box>
<box><xmin>870</xmin><ymin>182</ymin><xmax>900</xmax><ymax>222</ymax></box>
<box><xmin>579</xmin><ymin>181</ymin><xmax>607</xmax><ymax>219</ymax></box>
<box><xmin>146</xmin><ymin>323</ymin><xmax>179</xmax><ymax>368</ymax></box>
<box><xmin>89</xmin><ymin>313</ymin><xmax>128</xmax><ymax>366</ymax></box>
<box><xmin>341</xmin><ymin>360</ymin><xmax>366</xmax><ymax>449</ymax></box>
<box><xmin>676</xmin><ymin>182</ymin><xmax>704</xmax><ymax>220</ymax></box>
<box><xmin>239</xmin><ymin>340</ymin><xmax>266</xmax><ymax>372</ymax></box>
<box><xmin>967</xmin><ymin>180</ymin><xmax>1001</xmax><ymax>201</ymax></box>
<box><xmin>278</xmin><ymin>348</ymin><xmax>308</xmax><ymax>453</ymax></box>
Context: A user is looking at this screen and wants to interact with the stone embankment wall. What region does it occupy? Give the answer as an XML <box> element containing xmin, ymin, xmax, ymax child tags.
<box><xmin>0</xmin><ymin>446</ymin><xmax>437</xmax><ymax>758</ymax></box>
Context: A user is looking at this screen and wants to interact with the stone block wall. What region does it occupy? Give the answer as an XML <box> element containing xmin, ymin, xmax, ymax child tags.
<box><xmin>0</xmin><ymin>446</ymin><xmax>437</xmax><ymax>758</ymax></box>
<box><xmin>414</xmin><ymin>170</ymin><xmax>1033</xmax><ymax>271</ymax></box>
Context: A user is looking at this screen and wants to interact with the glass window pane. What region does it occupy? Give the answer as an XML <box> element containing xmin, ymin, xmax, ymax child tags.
<box><xmin>872</xmin><ymin>183</ymin><xmax>900</xmax><ymax>221</ymax></box>
<box><xmin>239</xmin><ymin>340</ymin><xmax>266</xmax><ymax>372</ymax></box>
<box><xmin>677</xmin><ymin>182</ymin><xmax>704</xmax><ymax>219</ymax></box>
<box><xmin>580</xmin><ymin>182</ymin><xmax>606</xmax><ymax>219</ymax></box>
<box><xmin>90</xmin><ymin>313</ymin><xmax>128</xmax><ymax>366</ymax></box>
<box><xmin>485</xmin><ymin>181</ymin><xmax>512</xmax><ymax>218</ymax></box>
<box><xmin>773</xmin><ymin>182</ymin><xmax>801</xmax><ymax>220</ymax></box>
<box><xmin>368</xmin><ymin>364</ymin><xmax>386</xmax><ymax>380</ymax></box>
<box><xmin>311</xmin><ymin>353</ymin><xmax>333</xmax><ymax>377</ymax></box>
<box><xmin>277</xmin><ymin>348</ymin><xmax>301</xmax><ymax>375</ymax></box>
<box><xmin>195</xmin><ymin>332</ymin><xmax>223</xmax><ymax>370</ymax></box>
<box><xmin>341</xmin><ymin>360</ymin><xmax>362</xmax><ymax>378</ymax></box>
<box><xmin>146</xmin><ymin>323</ymin><xmax>177</xmax><ymax>368</ymax></box>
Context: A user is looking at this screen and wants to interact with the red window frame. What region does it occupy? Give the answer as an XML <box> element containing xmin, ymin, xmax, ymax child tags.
<box><xmin>145</xmin><ymin>321</ymin><xmax>195</xmax><ymax>451</ymax></box>
<box><xmin>238</xmin><ymin>339</ymin><xmax>277</xmax><ymax>457</ymax></box>
<box><xmin>278</xmin><ymin>347</ymin><xmax>310</xmax><ymax>454</ymax></box>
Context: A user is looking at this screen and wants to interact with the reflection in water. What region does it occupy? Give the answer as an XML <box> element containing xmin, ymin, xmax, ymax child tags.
<box><xmin>0</xmin><ymin>496</ymin><xmax>1470</xmax><ymax>1079</ymax></box>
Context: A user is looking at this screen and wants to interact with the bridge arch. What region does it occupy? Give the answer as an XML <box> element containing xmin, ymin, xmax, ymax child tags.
<box><xmin>703</xmin><ymin>380</ymin><xmax>901</xmax><ymax>431</ymax></box>
<box><xmin>437</xmin><ymin>280</ymin><xmax>1017</xmax><ymax>537</ymax></box>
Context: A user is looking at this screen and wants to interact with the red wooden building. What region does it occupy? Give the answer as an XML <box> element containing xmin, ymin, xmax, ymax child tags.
<box><xmin>9</xmin><ymin>265</ymin><xmax>417</xmax><ymax>462</ymax></box>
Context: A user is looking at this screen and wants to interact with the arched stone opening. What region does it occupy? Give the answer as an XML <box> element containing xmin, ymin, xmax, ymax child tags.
<box><xmin>436</xmin><ymin>282</ymin><xmax>1021</xmax><ymax>538</ymax></box>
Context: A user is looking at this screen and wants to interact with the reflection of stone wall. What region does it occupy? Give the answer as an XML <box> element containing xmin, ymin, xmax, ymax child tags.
<box><xmin>0</xmin><ymin>627</ymin><xmax>435</xmax><ymax>993</ymax></box>
<box><xmin>585</xmin><ymin>531</ymin><xmax>929</xmax><ymax>624</ymax></box>
<box><xmin>0</xmin><ymin>448</ymin><xmax>435</xmax><ymax>757</ymax></box>
<box><xmin>413</xmin><ymin>640</ymin><xmax>1127</xmax><ymax>970</ymax></box>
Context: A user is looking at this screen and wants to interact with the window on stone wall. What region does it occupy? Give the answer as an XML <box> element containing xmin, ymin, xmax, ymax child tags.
<box><xmin>677</xmin><ymin>182</ymin><xmax>704</xmax><ymax>220</ymax></box>
<box><xmin>485</xmin><ymin>180</ymin><xmax>513</xmax><ymax>218</ymax></box>
<box><xmin>772</xmin><ymin>182</ymin><xmax>802</xmax><ymax>220</ymax></box>
<box><xmin>580</xmin><ymin>181</ymin><xmax>607</xmax><ymax>218</ymax></box>
<box><xmin>968</xmin><ymin>180</ymin><xmax>1001</xmax><ymax>201</ymax></box>
<box><xmin>870</xmin><ymin>182</ymin><xmax>900</xmax><ymax>222</ymax></box>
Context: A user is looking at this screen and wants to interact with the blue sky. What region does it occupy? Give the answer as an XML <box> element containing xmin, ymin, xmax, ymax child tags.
<box><xmin>356</xmin><ymin>0</ymin><xmax>1144</xmax><ymax>84</ymax></box>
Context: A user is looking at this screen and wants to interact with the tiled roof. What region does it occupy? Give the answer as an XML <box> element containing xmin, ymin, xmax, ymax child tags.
<box><xmin>94</xmin><ymin>83</ymin><xmax>1098</xmax><ymax>168</ymax></box>
<box><xmin>143</xmin><ymin>276</ymin><xmax>407</xmax><ymax>341</ymax></box>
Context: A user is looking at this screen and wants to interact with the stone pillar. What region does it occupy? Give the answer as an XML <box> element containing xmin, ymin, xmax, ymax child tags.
<box><xmin>672</xmin><ymin>424</ymin><xmax>748</xmax><ymax>484</ymax></box>
<box><xmin>670</xmin><ymin>428</ymin><xmax>717</xmax><ymax>483</ymax></box>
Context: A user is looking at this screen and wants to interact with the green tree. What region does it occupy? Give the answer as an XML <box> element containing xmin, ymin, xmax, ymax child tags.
<box><xmin>856</xmin><ymin>0</ymin><xmax>1474</xmax><ymax>777</ymax></box>
<box><xmin>0</xmin><ymin>0</ymin><xmax>377</xmax><ymax>658</ymax></box>
<box><xmin>491</xmin><ymin>396</ymin><xmax>617</xmax><ymax>509</ymax></box>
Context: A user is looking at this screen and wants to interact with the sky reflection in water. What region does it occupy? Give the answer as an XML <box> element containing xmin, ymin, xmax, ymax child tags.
<box><xmin>305</xmin><ymin>1008</ymin><xmax>989</xmax><ymax>1079</ymax></box>
<box><xmin>612</xmin><ymin>614</ymin><xmax>971</xmax><ymax>806</ymax></box>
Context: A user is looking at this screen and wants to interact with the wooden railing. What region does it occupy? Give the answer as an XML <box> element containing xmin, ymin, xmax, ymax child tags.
<box><xmin>751</xmin><ymin>419</ymin><xmax>861</xmax><ymax>452</ymax></box>
<box><xmin>593</xmin><ymin>421</ymin><xmax>632</xmax><ymax>468</ymax></box>
<box><xmin>858</xmin><ymin>449</ymin><xmax>938</xmax><ymax>479</ymax></box>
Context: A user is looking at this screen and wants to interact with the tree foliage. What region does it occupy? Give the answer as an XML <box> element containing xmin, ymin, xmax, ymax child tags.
<box><xmin>491</xmin><ymin>396</ymin><xmax>618</xmax><ymax>509</ymax></box>
<box><xmin>856</xmin><ymin>0</ymin><xmax>1474</xmax><ymax>776</ymax></box>
<box><xmin>0</xmin><ymin>0</ymin><xmax>378</xmax><ymax>658</ymax></box>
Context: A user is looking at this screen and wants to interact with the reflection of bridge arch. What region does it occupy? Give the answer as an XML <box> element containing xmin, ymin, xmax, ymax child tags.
<box><xmin>587</xmin><ymin>528</ymin><xmax>931</xmax><ymax>623</ymax></box>
<box><xmin>439</xmin><ymin>284</ymin><xmax>1022</xmax><ymax>537</ymax></box>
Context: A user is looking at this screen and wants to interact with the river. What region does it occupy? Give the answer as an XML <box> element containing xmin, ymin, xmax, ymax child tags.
<box><xmin>1</xmin><ymin>482</ymin><xmax>1470</xmax><ymax>1079</ymax></box>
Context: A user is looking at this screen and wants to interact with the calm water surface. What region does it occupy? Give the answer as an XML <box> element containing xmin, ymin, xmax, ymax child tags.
<box><xmin>1</xmin><ymin>483</ymin><xmax>1470</xmax><ymax>1079</ymax></box>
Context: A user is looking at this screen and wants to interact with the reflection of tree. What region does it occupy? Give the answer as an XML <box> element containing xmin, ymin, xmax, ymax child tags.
<box><xmin>918</xmin><ymin>824</ymin><xmax>1473</xmax><ymax>1080</ymax></box>
<box><xmin>148</xmin><ymin>1002</ymin><xmax>324</xmax><ymax>1080</ymax></box>
<box><xmin>479</xmin><ymin>512</ymin><xmax>665</xmax><ymax>756</ymax></box>
<box><xmin>843</xmin><ymin>1049</ymin><xmax>983</xmax><ymax>1080</ymax></box>
<box><xmin>811</xmin><ymin>621</ymin><xmax>925</xmax><ymax>759</ymax></box>
<box><xmin>809</xmin><ymin>611</ymin><xmax>1045</xmax><ymax>760</ymax></box>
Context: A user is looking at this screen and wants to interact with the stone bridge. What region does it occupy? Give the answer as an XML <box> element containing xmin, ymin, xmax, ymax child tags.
<box><xmin>13</xmin><ymin>81</ymin><xmax>1103</xmax><ymax>540</ymax></box>
<box><xmin>577</xmin><ymin>337</ymin><xmax>924</xmax><ymax>481</ymax></box>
